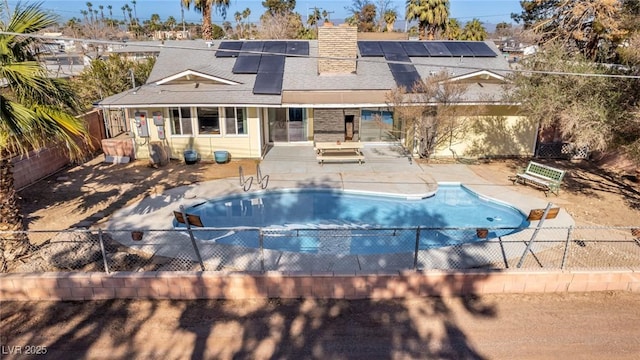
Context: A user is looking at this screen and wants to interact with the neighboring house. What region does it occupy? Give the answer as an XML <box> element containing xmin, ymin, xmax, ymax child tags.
<box><xmin>96</xmin><ymin>24</ymin><xmax>534</xmax><ymax>162</ymax></box>
<box><xmin>153</xmin><ymin>30</ymin><xmax>191</xmax><ymax>40</ymax></box>
<box><xmin>108</xmin><ymin>42</ymin><xmax>162</xmax><ymax>61</ymax></box>
<box><xmin>42</xmin><ymin>53</ymin><xmax>86</xmax><ymax>79</ymax></box>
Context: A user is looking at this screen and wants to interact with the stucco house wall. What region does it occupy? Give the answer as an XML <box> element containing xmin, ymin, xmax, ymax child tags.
<box><xmin>430</xmin><ymin>106</ymin><xmax>536</xmax><ymax>158</ymax></box>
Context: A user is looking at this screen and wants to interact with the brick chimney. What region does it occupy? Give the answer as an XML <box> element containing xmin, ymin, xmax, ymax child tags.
<box><xmin>318</xmin><ymin>24</ymin><xmax>358</xmax><ymax>74</ymax></box>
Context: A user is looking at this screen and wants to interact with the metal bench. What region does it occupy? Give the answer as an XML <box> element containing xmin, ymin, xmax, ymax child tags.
<box><xmin>510</xmin><ymin>161</ymin><xmax>566</xmax><ymax>196</ymax></box>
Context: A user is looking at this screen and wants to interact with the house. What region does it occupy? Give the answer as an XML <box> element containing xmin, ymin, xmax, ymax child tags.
<box><xmin>96</xmin><ymin>24</ymin><xmax>534</xmax><ymax>162</ymax></box>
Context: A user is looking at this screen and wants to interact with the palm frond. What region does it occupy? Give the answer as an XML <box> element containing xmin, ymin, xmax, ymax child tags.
<box><xmin>0</xmin><ymin>3</ymin><xmax>89</xmax><ymax>160</ymax></box>
<box><xmin>1</xmin><ymin>2</ymin><xmax>58</xmax><ymax>62</ymax></box>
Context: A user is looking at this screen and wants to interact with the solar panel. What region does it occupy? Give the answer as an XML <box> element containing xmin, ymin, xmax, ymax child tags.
<box><xmin>232</xmin><ymin>55</ymin><xmax>261</xmax><ymax>74</ymax></box>
<box><xmin>444</xmin><ymin>42</ymin><xmax>474</xmax><ymax>57</ymax></box>
<box><xmin>263</xmin><ymin>41</ymin><xmax>287</xmax><ymax>54</ymax></box>
<box><xmin>215</xmin><ymin>41</ymin><xmax>243</xmax><ymax>57</ymax></box>
<box><xmin>465</xmin><ymin>42</ymin><xmax>497</xmax><ymax>57</ymax></box>
<box><xmin>424</xmin><ymin>42</ymin><xmax>452</xmax><ymax>57</ymax></box>
<box><xmin>389</xmin><ymin>62</ymin><xmax>415</xmax><ymax>73</ymax></box>
<box><xmin>384</xmin><ymin>52</ymin><xmax>411</xmax><ymax>63</ymax></box>
<box><xmin>241</xmin><ymin>41</ymin><xmax>264</xmax><ymax>54</ymax></box>
<box><xmin>258</xmin><ymin>55</ymin><xmax>285</xmax><ymax>73</ymax></box>
<box><xmin>358</xmin><ymin>41</ymin><xmax>383</xmax><ymax>57</ymax></box>
<box><xmin>253</xmin><ymin>72</ymin><xmax>283</xmax><ymax>95</ymax></box>
<box><xmin>401</xmin><ymin>42</ymin><xmax>429</xmax><ymax>57</ymax></box>
<box><xmin>391</xmin><ymin>70</ymin><xmax>422</xmax><ymax>90</ymax></box>
<box><xmin>286</xmin><ymin>41</ymin><xmax>309</xmax><ymax>56</ymax></box>
<box><xmin>380</xmin><ymin>41</ymin><xmax>407</xmax><ymax>56</ymax></box>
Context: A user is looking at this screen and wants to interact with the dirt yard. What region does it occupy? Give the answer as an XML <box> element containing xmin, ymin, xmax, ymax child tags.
<box><xmin>16</xmin><ymin>154</ymin><xmax>640</xmax><ymax>232</ymax></box>
<box><xmin>2</xmin><ymin>292</ymin><xmax>639</xmax><ymax>359</ymax></box>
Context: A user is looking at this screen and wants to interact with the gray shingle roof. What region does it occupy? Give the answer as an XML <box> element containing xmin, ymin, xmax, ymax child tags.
<box><xmin>97</xmin><ymin>39</ymin><xmax>512</xmax><ymax>107</ymax></box>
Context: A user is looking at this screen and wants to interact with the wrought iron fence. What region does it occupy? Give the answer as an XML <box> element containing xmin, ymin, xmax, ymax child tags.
<box><xmin>2</xmin><ymin>226</ymin><xmax>639</xmax><ymax>273</ymax></box>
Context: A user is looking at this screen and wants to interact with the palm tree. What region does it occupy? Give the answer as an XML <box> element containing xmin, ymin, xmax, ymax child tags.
<box><xmin>165</xmin><ymin>15</ymin><xmax>177</xmax><ymax>30</ymax></box>
<box><xmin>125</xmin><ymin>4</ymin><xmax>133</xmax><ymax>26</ymax></box>
<box><xmin>0</xmin><ymin>3</ymin><xmax>89</xmax><ymax>270</ymax></box>
<box><xmin>307</xmin><ymin>7</ymin><xmax>321</xmax><ymax>38</ymax></box>
<box><xmin>131</xmin><ymin>0</ymin><xmax>138</xmax><ymax>22</ymax></box>
<box><xmin>233</xmin><ymin>11</ymin><xmax>244</xmax><ymax>38</ymax></box>
<box><xmin>405</xmin><ymin>0</ymin><xmax>449</xmax><ymax>40</ymax></box>
<box><xmin>383</xmin><ymin>9</ymin><xmax>397</xmax><ymax>32</ymax></box>
<box><xmin>460</xmin><ymin>18</ymin><xmax>487</xmax><ymax>41</ymax></box>
<box><xmin>149</xmin><ymin>13</ymin><xmax>162</xmax><ymax>32</ymax></box>
<box><xmin>80</xmin><ymin>9</ymin><xmax>89</xmax><ymax>23</ymax></box>
<box><xmin>443</xmin><ymin>18</ymin><xmax>461</xmax><ymax>40</ymax></box>
<box><xmin>106</xmin><ymin>5</ymin><xmax>114</xmax><ymax>29</ymax></box>
<box><xmin>181</xmin><ymin>0</ymin><xmax>230</xmax><ymax>40</ymax></box>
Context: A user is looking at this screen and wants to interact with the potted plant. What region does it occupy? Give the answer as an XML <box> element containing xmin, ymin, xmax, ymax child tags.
<box><xmin>183</xmin><ymin>149</ymin><xmax>198</xmax><ymax>165</ymax></box>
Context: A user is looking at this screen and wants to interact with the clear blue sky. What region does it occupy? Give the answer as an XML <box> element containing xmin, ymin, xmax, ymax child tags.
<box><xmin>16</xmin><ymin>1</ymin><xmax>522</xmax><ymax>25</ymax></box>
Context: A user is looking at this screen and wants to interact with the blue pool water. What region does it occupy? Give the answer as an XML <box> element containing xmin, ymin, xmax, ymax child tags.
<box><xmin>175</xmin><ymin>185</ymin><xmax>529</xmax><ymax>254</ymax></box>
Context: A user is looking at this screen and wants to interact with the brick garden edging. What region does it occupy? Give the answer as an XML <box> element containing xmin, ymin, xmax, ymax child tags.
<box><xmin>1</xmin><ymin>269</ymin><xmax>639</xmax><ymax>301</ymax></box>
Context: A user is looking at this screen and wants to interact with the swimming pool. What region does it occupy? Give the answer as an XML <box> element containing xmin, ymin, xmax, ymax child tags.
<box><xmin>175</xmin><ymin>184</ymin><xmax>530</xmax><ymax>255</ymax></box>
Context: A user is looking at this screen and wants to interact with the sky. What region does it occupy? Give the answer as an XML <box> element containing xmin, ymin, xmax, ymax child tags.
<box><xmin>8</xmin><ymin>0</ymin><xmax>523</xmax><ymax>25</ymax></box>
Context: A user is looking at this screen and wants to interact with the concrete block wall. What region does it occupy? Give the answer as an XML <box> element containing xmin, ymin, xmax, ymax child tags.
<box><xmin>12</xmin><ymin>146</ymin><xmax>70</xmax><ymax>190</ymax></box>
<box><xmin>11</xmin><ymin>111</ymin><xmax>106</xmax><ymax>190</ymax></box>
<box><xmin>1</xmin><ymin>269</ymin><xmax>639</xmax><ymax>301</ymax></box>
<box><xmin>313</xmin><ymin>109</ymin><xmax>360</xmax><ymax>142</ymax></box>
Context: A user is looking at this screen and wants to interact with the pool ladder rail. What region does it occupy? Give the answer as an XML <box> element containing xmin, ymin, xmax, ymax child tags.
<box><xmin>239</xmin><ymin>164</ymin><xmax>269</xmax><ymax>191</ymax></box>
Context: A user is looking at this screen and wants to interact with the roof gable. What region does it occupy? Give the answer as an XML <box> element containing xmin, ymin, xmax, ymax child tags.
<box><xmin>445</xmin><ymin>70</ymin><xmax>507</xmax><ymax>84</ymax></box>
<box><xmin>155</xmin><ymin>69</ymin><xmax>241</xmax><ymax>86</ymax></box>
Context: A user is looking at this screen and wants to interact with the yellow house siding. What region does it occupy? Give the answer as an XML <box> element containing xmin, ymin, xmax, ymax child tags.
<box><xmin>126</xmin><ymin>107</ymin><xmax>263</xmax><ymax>161</ymax></box>
<box><xmin>432</xmin><ymin>114</ymin><xmax>536</xmax><ymax>158</ymax></box>
<box><xmin>247</xmin><ymin>107</ymin><xmax>262</xmax><ymax>158</ymax></box>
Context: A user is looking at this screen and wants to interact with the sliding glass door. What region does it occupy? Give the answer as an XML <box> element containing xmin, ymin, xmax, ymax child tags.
<box><xmin>268</xmin><ymin>108</ymin><xmax>307</xmax><ymax>142</ymax></box>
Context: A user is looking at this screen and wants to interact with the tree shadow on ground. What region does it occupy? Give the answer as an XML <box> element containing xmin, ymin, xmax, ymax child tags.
<box><xmin>1</xmin><ymin>275</ymin><xmax>495</xmax><ymax>359</ymax></box>
<box><xmin>17</xmin><ymin>155</ymin><xmax>257</xmax><ymax>231</ymax></box>
<box><xmin>536</xmin><ymin>159</ymin><xmax>640</xmax><ymax>211</ymax></box>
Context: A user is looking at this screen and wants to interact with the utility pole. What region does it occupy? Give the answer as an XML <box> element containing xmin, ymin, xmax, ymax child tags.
<box><xmin>325</xmin><ymin>11</ymin><xmax>334</xmax><ymax>23</ymax></box>
<box><xmin>181</xmin><ymin>4</ymin><xmax>186</xmax><ymax>33</ymax></box>
<box><xmin>308</xmin><ymin>7</ymin><xmax>322</xmax><ymax>28</ymax></box>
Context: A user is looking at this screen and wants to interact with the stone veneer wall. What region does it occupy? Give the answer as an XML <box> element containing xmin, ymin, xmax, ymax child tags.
<box><xmin>1</xmin><ymin>269</ymin><xmax>639</xmax><ymax>301</ymax></box>
<box><xmin>318</xmin><ymin>24</ymin><xmax>358</xmax><ymax>74</ymax></box>
<box><xmin>313</xmin><ymin>109</ymin><xmax>360</xmax><ymax>142</ymax></box>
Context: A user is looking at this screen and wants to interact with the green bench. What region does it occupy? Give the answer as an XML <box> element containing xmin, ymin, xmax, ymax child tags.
<box><xmin>510</xmin><ymin>161</ymin><xmax>566</xmax><ymax>196</ymax></box>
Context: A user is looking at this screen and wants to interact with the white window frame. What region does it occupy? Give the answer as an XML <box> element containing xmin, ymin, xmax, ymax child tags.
<box><xmin>196</xmin><ymin>107</ymin><xmax>222</xmax><ymax>136</ymax></box>
<box><xmin>223</xmin><ymin>107</ymin><xmax>248</xmax><ymax>136</ymax></box>
<box><xmin>169</xmin><ymin>107</ymin><xmax>193</xmax><ymax>136</ymax></box>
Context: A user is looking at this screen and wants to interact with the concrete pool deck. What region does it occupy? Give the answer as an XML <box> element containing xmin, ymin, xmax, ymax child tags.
<box><xmin>104</xmin><ymin>144</ymin><xmax>574</xmax><ymax>271</ymax></box>
<box><xmin>106</xmin><ymin>144</ymin><xmax>573</xmax><ymax>230</ymax></box>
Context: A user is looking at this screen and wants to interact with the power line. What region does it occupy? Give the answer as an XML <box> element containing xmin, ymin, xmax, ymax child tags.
<box><xmin>2</xmin><ymin>31</ymin><xmax>639</xmax><ymax>80</ymax></box>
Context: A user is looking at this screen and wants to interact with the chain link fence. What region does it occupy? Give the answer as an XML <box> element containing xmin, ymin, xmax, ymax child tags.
<box><xmin>2</xmin><ymin>226</ymin><xmax>639</xmax><ymax>273</ymax></box>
